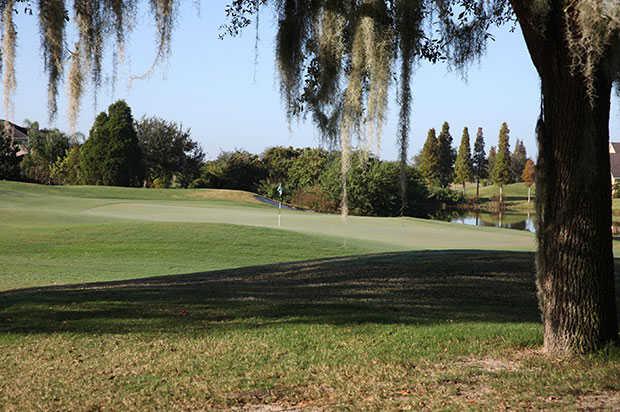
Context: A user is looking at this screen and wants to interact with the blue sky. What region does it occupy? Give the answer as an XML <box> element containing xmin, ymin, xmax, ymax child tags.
<box><xmin>7</xmin><ymin>1</ymin><xmax>620</xmax><ymax>160</ymax></box>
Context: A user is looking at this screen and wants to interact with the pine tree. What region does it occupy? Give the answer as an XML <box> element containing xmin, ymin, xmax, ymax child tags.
<box><xmin>454</xmin><ymin>127</ymin><xmax>473</xmax><ymax>194</ymax></box>
<box><xmin>511</xmin><ymin>139</ymin><xmax>527</xmax><ymax>182</ymax></box>
<box><xmin>418</xmin><ymin>128</ymin><xmax>440</xmax><ymax>187</ymax></box>
<box><xmin>488</xmin><ymin>146</ymin><xmax>497</xmax><ymax>177</ymax></box>
<box><xmin>492</xmin><ymin>122</ymin><xmax>512</xmax><ymax>204</ymax></box>
<box><xmin>80</xmin><ymin>100</ymin><xmax>144</xmax><ymax>187</ymax></box>
<box><xmin>436</xmin><ymin>121</ymin><xmax>455</xmax><ymax>188</ymax></box>
<box><xmin>522</xmin><ymin>158</ymin><xmax>536</xmax><ymax>204</ymax></box>
<box><xmin>472</xmin><ymin>127</ymin><xmax>488</xmax><ymax>200</ymax></box>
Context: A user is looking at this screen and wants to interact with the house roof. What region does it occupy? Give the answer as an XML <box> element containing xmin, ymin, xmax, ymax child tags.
<box><xmin>1</xmin><ymin>120</ymin><xmax>28</xmax><ymax>139</ymax></box>
<box><xmin>611</xmin><ymin>145</ymin><xmax>620</xmax><ymax>178</ymax></box>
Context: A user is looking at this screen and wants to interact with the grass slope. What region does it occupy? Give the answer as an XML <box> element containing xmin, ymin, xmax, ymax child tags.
<box><xmin>0</xmin><ymin>181</ymin><xmax>537</xmax><ymax>289</ymax></box>
<box><xmin>0</xmin><ymin>181</ymin><xmax>618</xmax><ymax>410</ymax></box>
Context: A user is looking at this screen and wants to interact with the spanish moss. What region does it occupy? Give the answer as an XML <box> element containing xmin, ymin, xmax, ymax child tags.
<box><xmin>1</xmin><ymin>0</ymin><xmax>16</xmax><ymax>125</ymax></box>
<box><xmin>38</xmin><ymin>0</ymin><xmax>66</xmax><ymax>121</ymax></box>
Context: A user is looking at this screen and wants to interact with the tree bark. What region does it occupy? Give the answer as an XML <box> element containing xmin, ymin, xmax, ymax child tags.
<box><xmin>476</xmin><ymin>179</ymin><xmax>480</xmax><ymax>201</ymax></box>
<box><xmin>511</xmin><ymin>0</ymin><xmax>618</xmax><ymax>353</ymax></box>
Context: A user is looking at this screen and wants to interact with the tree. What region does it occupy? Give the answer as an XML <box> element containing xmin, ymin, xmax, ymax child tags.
<box><xmin>4</xmin><ymin>0</ymin><xmax>620</xmax><ymax>354</ymax></box>
<box><xmin>472</xmin><ymin>127</ymin><xmax>488</xmax><ymax>200</ymax></box>
<box><xmin>20</xmin><ymin>124</ymin><xmax>70</xmax><ymax>184</ymax></box>
<box><xmin>454</xmin><ymin>127</ymin><xmax>474</xmax><ymax>195</ymax></box>
<box><xmin>197</xmin><ymin>150</ymin><xmax>266</xmax><ymax>192</ymax></box>
<box><xmin>436</xmin><ymin>122</ymin><xmax>456</xmax><ymax>188</ymax></box>
<box><xmin>80</xmin><ymin>100</ymin><xmax>144</xmax><ymax>187</ymax></box>
<box><xmin>136</xmin><ymin>116</ymin><xmax>205</xmax><ymax>188</ymax></box>
<box><xmin>287</xmin><ymin>147</ymin><xmax>330</xmax><ymax>193</ymax></box>
<box><xmin>492</xmin><ymin>123</ymin><xmax>512</xmax><ymax>204</ymax></box>
<box><xmin>522</xmin><ymin>158</ymin><xmax>535</xmax><ymax>205</ymax></box>
<box><xmin>418</xmin><ymin>128</ymin><xmax>440</xmax><ymax>187</ymax></box>
<box><xmin>488</xmin><ymin>146</ymin><xmax>497</xmax><ymax>180</ymax></box>
<box><xmin>0</xmin><ymin>129</ymin><xmax>20</xmax><ymax>180</ymax></box>
<box><xmin>259</xmin><ymin>146</ymin><xmax>303</xmax><ymax>199</ymax></box>
<box><xmin>50</xmin><ymin>145</ymin><xmax>82</xmax><ymax>185</ymax></box>
<box><xmin>320</xmin><ymin>151</ymin><xmax>429</xmax><ymax>217</ymax></box>
<box><xmin>261</xmin><ymin>146</ymin><xmax>301</xmax><ymax>183</ymax></box>
<box><xmin>511</xmin><ymin>139</ymin><xmax>527</xmax><ymax>182</ymax></box>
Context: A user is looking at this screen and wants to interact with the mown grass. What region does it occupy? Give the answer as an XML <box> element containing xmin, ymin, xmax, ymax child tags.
<box><xmin>1</xmin><ymin>251</ymin><xmax>619</xmax><ymax>410</ymax></box>
<box><xmin>0</xmin><ymin>181</ymin><xmax>619</xmax><ymax>410</ymax></box>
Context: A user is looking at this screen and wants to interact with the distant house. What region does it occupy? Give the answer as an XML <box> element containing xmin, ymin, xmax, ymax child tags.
<box><xmin>1</xmin><ymin>120</ymin><xmax>29</xmax><ymax>157</ymax></box>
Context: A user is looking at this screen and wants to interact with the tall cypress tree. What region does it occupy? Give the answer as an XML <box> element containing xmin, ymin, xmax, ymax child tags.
<box><xmin>491</xmin><ymin>122</ymin><xmax>512</xmax><ymax>203</ymax></box>
<box><xmin>80</xmin><ymin>100</ymin><xmax>144</xmax><ymax>187</ymax></box>
<box><xmin>454</xmin><ymin>127</ymin><xmax>473</xmax><ymax>194</ymax></box>
<box><xmin>488</xmin><ymin>146</ymin><xmax>497</xmax><ymax>178</ymax></box>
<box><xmin>472</xmin><ymin>127</ymin><xmax>488</xmax><ymax>200</ymax></box>
<box><xmin>418</xmin><ymin>128</ymin><xmax>440</xmax><ymax>187</ymax></box>
<box><xmin>511</xmin><ymin>139</ymin><xmax>527</xmax><ymax>182</ymax></box>
<box><xmin>436</xmin><ymin>121</ymin><xmax>455</xmax><ymax>188</ymax></box>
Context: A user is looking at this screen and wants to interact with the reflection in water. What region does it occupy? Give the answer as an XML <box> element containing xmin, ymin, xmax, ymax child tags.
<box><xmin>447</xmin><ymin>211</ymin><xmax>620</xmax><ymax>234</ymax></box>
<box><xmin>450</xmin><ymin>211</ymin><xmax>537</xmax><ymax>233</ymax></box>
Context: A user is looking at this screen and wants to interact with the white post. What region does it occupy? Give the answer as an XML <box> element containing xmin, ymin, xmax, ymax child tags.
<box><xmin>278</xmin><ymin>200</ymin><xmax>281</xmax><ymax>227</ymax></box>
<box><xmin>528</xmin><ymin>186</ymin><xmax>531</xmax><ymax>204</ymax></box>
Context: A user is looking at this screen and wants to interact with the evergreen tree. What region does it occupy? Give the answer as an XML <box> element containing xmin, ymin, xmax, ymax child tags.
<box><xmin>472</xmin><ymin>127</ymin><xmax>488</xmax><ymax>200</ymax></box>
<box><xmin>522</xmin><ymin>158</ymin><xmax>536</xmax><ymax>204</ymax></box>
<box><xmin>436</xmin><ymin>122</ymin><xmax>455</xmax><ymax>188</ymax></box>
<box><xmin>417</xmin><ymin>128</ymin><xmax>440</xmax><ymax>187</ymax></box>
<box><xmin>491</xmin><ymin>122</ymin><xmax>512</xmax><ymax>203</ymax></box>
<box><xmin>454</xmin><ymin>127</ymin><xmax>473</xmax><ymax>194</ymax></box>
<box><xmin>488</xmin><ymin>146</ymin><xmax>497</xmax><ymax>182</ymax></box>
<box><xmin>0</xmin><ymin>129</ymin><xmax>20</xmax><ymax>180</ymax></box>
<box><xmin>511</xmin><ymin>139</ymin><xmax>527</xmax><ymax>182</ymax></box>
<box><xmin>80</xmin><ymin>100</ymin><xmax>144</xmax><ymax>187</ymax></box>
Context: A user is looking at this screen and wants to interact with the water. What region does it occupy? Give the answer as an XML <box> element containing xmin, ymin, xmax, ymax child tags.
<box><xmin>448</xmin><ymin>211</ymin><xmax>536</xmax><ymax>233</ymax></box>
<box><xmin>448</xmin><ymin>211</ymin><xmax>620</xmax><ymax>234</ymax></box>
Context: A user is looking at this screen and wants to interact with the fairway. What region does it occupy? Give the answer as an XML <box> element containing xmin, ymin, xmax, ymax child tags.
<box><xmin>0</xmin><ymin>181</ymin><xmax>539</xmax><ymax>289</ymax></box>
<box><xmin>1</xmin><ymin>182</ymin><xmax>619</xmax><ymax>410</ymax></box>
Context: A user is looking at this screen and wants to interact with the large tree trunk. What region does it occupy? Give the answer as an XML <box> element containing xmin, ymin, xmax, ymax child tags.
<box><xmin>536</xmin><ymin>64</ymin><xmax>617</xmax><ymax>353</ymax></box>
<box><xmin>511</xmin><ymin>1</ymin><xmax>618</xmax><ymax>353</ymax></box>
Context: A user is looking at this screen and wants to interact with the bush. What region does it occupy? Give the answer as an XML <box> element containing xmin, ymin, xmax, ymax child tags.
<box><xmin>50</xmin><ymin>146</ymin><xmax>82</xmax><ymax>185</ymax></box>
<box><xmin>319</xmin><ymin>152</ymin><xmax>430</xmax><ymax>217</ymax></box>
<box><xmin>291</xmin><ymin>185</ymin><xmax>337</xmax><ymax>212</ymax></box>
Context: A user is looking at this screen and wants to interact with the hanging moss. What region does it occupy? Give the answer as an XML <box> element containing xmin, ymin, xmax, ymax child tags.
<box><xmin>1</xmin><ymin>0</ymin><xmax>16</xmax><ymax>123</ymax></box>
<box><xmin>38</xmin><ymin>0</ymin><xmax>66</xmax><ymax>121</ymax></box>
<box><xmin>67</xmin><ymin>42</ymin><xmax>83</xmax><ymax>131</ymax></box>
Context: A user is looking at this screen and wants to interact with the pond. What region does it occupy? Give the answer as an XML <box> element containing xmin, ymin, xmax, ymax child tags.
<box><xmin>446</xmin><ymin>211</ymin><xmax>620</xmax><ymax>234</ymax></box>
<box><xmin>448</xmin><ymin>211</ymin><xmax>536</xmax><ymax>233</ymax></box>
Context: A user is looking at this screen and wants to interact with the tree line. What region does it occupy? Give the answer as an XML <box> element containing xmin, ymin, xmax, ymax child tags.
<box><xmin>416</xmin><ymin>121</ymin><xmax>535</xmax><ymax>202</ymax></box>
<box><xmin>1</xmin><ymin>100</ymin><xmax>205</xmax><ymax>189</ymax></box>
<box><xmin>0</xmin><ymin>102</ymin><xmax>536</xmax><ymax>216</ymax></box>
<box><xmin>0</xmin><ymin>100</ymin><xmax>474</xmax><ymax>218</ymax></box>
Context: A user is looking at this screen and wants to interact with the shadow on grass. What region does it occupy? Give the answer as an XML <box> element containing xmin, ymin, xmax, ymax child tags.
<box><xmin>1</xmin><ymin>250</ymin><xmax>617</xmax><ymax>335</ymax></box>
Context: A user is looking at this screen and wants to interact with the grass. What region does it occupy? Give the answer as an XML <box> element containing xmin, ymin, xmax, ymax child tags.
<box><xmin>1</xmin><ymin>181</ymin><xmax>619</xmax><ymax>410</ymax></box>
<box><xmin>463</xmin><ymin>182</ymin><xmax>535</xmax><ymax>212</ymax></box>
